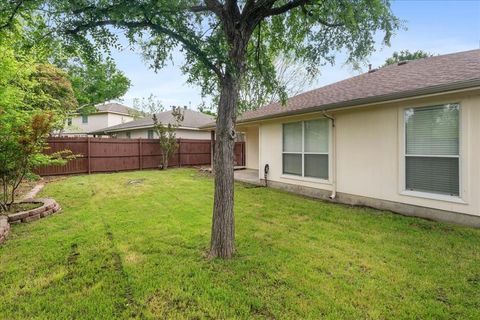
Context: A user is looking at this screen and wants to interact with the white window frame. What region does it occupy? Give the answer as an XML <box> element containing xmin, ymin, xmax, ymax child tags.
<box><xmin>399</xmin><ymin>102</ymin><xmax>467</xmax><ymax>204</ymax></box>
<box><xmin>281</xmin><ymin>118</ymin><xmax>331</xmax><ymax>183</ymax></box>
<box><xmin>82</xmin><ymin>114</ymin><xmax>88</xmax><ymax>124</ymax></box>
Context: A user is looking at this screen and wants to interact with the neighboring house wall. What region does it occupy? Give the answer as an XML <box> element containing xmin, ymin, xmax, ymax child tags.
<box><xmin>253</xmin><ymin>90</ymin><xmax>480</xmax><ymax>218</ymax></box>
<box><xmin>65</xmin><ymin>113</ymin><xmax>109</xmax><ymax>134</ymax></box>
<box><xmin>113</xmin><ymin>128</ymin><xmax>212</xmax><ymax>140</ymax></box>
<box><xmin>107</xmin><ymin>113</ymin><xmax>134</xmax><ymax>127</ymax></box>
<box><xmin>64</xmin><ymin>113</ymin><xmax>134</xmax><ymax>135</ymax></box>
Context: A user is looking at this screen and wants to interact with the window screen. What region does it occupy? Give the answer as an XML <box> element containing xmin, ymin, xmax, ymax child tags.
<box><xmin>405</xmin><ymin>104</ymin><xmax>459</xmax><ymax>196</ymax></box>
<box><xmin>282</xmin><ymin>119</ymin><xmax>329</xmax><ymax>179</ymax></box>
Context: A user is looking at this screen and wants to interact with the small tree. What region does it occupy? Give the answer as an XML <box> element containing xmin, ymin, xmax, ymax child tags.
<box><xmin>0</xmin><ymin>112</ymin><xmax>73</xmax><ymax>212</ymax></box>
<box><xmin>152</xmin><ymin>107</ymin><xmax>185</xmax><ymax>170</ymax></box>
<box><xmin>383</xmin><ymin>50</ymin><xmax>433</xmax><ymax>66</ymax></box>
<box><xmin>0</xmin><ymin>28</ymin><xmax>76</xmax><ymax>212</ymax></box>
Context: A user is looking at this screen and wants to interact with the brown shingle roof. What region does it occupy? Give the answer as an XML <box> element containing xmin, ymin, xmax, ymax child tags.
<box><xmin>238</xmin><ymin>49</ymin><xmax>480</xmax><ymax>123</ymax></box>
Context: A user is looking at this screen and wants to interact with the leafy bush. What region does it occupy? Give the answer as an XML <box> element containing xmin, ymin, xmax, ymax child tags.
<box><xmin>0</xmin><ymin>28</ymin><xmax>76</xmax><ymax>212</ymax></box>
<box><xmin>152</xmin><ymin>107</ymin><xmax>184</xmax><ymax>170</ymax></box>
<box><xmin>0</xmin><ymin>111</ymin><xmax>74</xmax><ymax>212</ymax></box>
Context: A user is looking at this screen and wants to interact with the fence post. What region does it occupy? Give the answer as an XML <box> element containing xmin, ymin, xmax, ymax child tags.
<box><xmin>178</xmin><ymin>138</ymin><xmax>181</xmax><ymax>167</ymax></box>
<box><xmin>139</xmin><ymin>138</ymin><xmax>143</xmax><ymax>170</ymax></box>
<box><xmin>87</xmin><ymin>137</ymin><xmax>91</xmax><ymax>174</ymax></box>
<box><xmin>210</xmin><ymin>131</ymin><xmax>215</xmax><ymax>172</ymax></box>
<box><xmin>243</xmin><ymin>141</ymin><xmax>246</xmax><ymax>166</ymax></box>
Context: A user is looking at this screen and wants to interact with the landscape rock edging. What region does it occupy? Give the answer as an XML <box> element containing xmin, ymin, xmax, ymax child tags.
<box><xmin>7</xmin><ymin>198</ymin><xmax>61</xmax><ymax>224</ymax></box>
<box><xmin>0</xmin><ymin>216</ymin><xmax>10</xmax><ymax>244</ymax></box>
<box><xmin>1</xmin><ymin>198</ymin><xmax>61</xmax><ymax>245</ymax></box>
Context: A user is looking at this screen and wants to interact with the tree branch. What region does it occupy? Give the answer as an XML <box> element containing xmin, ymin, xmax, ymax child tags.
<box><xmin>0</xmin><ymin>0</ymin><xmax>24</xmax><ymax>30</ymax></box>
<box><xmin>188</xmin><ymin>5</ymin><xmax>209</xmax><ymax>13</ymax></box>
<box><xmin>242</xmin><ymin>0</ymin><xmax>256</xmax><ymax>15</ymax></box>
<box><xmin>203</xmin><ymin>0</ymin><xmax>224</xmax><ymax>16</ymax></box>
<box><xmin>65</xmin><ymin>19</ymin><xmax>223</xmax><ymax>78</ymax></box>
<box><xmin>262</xmin><ymin>0</ymin><xmax>309</xmax><ymax>18</ymax></box>
<box><xmin>255</xmin><ymin>21</ymin><xmax>263</xmax><ymax>75</ymax></box>
<box><xmin>225</xmin><ymin>0</ymin><xmax>241</xmax><ymax>18</ymax></box>
<box><xmin>301</xmin><ymin>5</ymin><xmax>345</xmax><ymax>27</ymax></box>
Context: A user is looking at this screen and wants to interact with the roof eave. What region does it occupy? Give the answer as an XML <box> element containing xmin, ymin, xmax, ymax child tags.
<box><xmin>90</xmin><ymin>125</ymin><xmax>203</xmax><ymax>134</ymax></box>
<box><xmin>70</xmin><ymin>111</ymin><xmax>135</xmax><ymax>116</ymax></box>
<box><xmin>234</xmin><ymin>78</ymin><xmax>480</xmax><ymax>125</ymax></box>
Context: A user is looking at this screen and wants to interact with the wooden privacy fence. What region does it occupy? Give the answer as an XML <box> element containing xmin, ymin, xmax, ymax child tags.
<box><xmin>37</xmin><ymin>137</ymin><xmax>246</xmax><ymax>176</ymax></box>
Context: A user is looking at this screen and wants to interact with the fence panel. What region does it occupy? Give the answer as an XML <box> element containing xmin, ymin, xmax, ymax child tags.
<box><xmin>234</xmin><ymin>142</ymin><xmax>245</xmax><ymax>166</ymax></box>
<box><xmin>37</xmin><ymin>138</ymin><xmax>89</xmax><ymax>176</ymax></box>
<box><xmin>90</xmin><ymin>139</ymin><xmax>140</xmax><ymax>172</ymax></box>
<box><xmin>178</xmin><ymin>139</ymin><xmax>211</xmax><ymax>166</ymax></box>
<box><xmin>38</xmin><ymin>137</ymin><xmax>245</xmax><ymax>176</ymax></box>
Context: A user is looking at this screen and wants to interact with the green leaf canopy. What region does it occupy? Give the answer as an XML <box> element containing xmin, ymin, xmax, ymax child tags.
<box><xmin>42</xmin><ymin>0</ymin><xmax>401</xmax><ymax>112</ymax></box>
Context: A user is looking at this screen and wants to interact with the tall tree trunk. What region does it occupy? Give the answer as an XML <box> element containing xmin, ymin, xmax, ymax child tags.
<box><xmin>164</xmin><ymin>156</ymin><xmax>168</xmax><ymax>170</ymax></box>
<box><xmin>209</xmin><ymin>74</ymin><xmax>239</xmax><ymax>259</ymax></box>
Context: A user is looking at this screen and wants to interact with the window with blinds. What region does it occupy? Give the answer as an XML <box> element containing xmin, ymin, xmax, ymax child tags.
<box><xmin>282</xmin><ymin>119</ymin><xmax>329</xmax><ymax>179</ymax></box>
<box><xmin>405</xmin><ymin>104</ymin><xmax>460</xmax><ymax>196</ymax></box>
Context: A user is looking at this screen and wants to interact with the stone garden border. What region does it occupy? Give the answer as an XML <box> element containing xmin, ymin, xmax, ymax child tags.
<box><xmin>0</xmin><ymin>216</ymin><xmax>9</xmax><ymax>244</ymax></box>
<box><xmin>8</xmin><ymin>198</ymin><xmax>61</xmax><ymax>224</ymax></box>
<box><xmin>0</xmin><ymin>198</ymin><xmax>61</xmax><ymax>245</ymax></box>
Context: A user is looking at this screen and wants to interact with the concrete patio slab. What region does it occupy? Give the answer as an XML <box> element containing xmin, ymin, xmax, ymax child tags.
<box><xmin>234</xmin><ymin>169</ymin><xmax>262</xmax><ymax>186</ymax></box>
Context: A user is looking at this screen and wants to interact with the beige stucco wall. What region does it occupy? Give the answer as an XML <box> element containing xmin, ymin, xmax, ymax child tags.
<box><xmin>243</xmin><ymin>127</ymin><xmax>259</xmax><ymax>169</ymax></box>
<box><xmin>114</xmin><ymin>128</ymin><xmax>212</xmax><ymax>140</ymax></box>
<box><xmin>107</xmin><ymin>113</ymin><xmax>134</xmax><ymax>127</ymax></box>
<box><xmin>64</xmin><ymin>113</ymin><xmax>134</xmax><ymax>135</ymax></box>
<box><xmin>250</xmin><ymin>89</ymin><xmax>480</xmax><ymax>217</ymax></box>
<box><xmin>64</xmin><ymin>113</ymin><xmax>109</xmax><ymax>134</ymax></box>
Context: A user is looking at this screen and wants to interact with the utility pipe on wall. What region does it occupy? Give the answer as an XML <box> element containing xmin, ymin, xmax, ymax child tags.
<box><xmin>322</xmin><ymin>110</ymin><xmax>337</xmax><ymax>200</ymax></box>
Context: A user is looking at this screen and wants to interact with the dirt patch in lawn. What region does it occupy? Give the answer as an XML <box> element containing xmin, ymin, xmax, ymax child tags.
<box><xmin>10</xmin><ymin>176</ymin><xmax>67</xmax><ymax>201</ymax></box>
<box><xmin>126</xmin><ymin>179</ymin><xmax>145</xmax><ymax>186</ymax></box>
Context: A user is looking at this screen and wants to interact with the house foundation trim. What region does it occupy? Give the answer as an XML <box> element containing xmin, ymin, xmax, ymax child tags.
<box><xmin>260</xmin><ymin>179</ymin><xmax>480</xmax><ymax>228</ymax></box>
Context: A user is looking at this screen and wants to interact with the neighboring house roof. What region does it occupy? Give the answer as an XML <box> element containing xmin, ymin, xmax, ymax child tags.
<box><xmin>94</xmin><ymin>102</ymin><xmax>139</xmax><ymax>115</ymax></box>
<box><xmin>204</xmin><ymin>49</ymin><xmax>480</xmax><ymax>128</ymax></box>
<box><xmin>71</xmin><ymin>102</ymin><xmax>139</xmax><ymax>116</ymax></box>
<box><xmin>92</xmin><ymin>108</ymin><xmax>215</xmax><ymax>134</ymax></box>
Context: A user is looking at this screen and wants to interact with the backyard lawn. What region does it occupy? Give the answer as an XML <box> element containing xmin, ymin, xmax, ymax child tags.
<box><xmin>1</xmin><ymin>169</ymin><xmax>479</xmax><ymax>319</ymax></box>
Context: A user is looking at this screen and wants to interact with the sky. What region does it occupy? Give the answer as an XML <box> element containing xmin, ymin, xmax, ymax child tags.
<box><xmin>109</xmin><ymin>0</ymin><xmax>480</xmax><ymax>110</ymax></box>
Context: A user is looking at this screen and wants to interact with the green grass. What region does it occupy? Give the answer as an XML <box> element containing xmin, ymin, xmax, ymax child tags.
<box><xmin>1</xmin><ymin>169</ymin><xmax>479</xmax><ymax>319</ymax></box>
